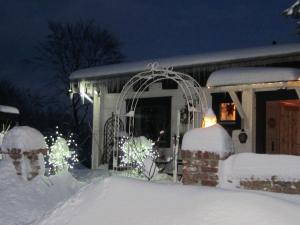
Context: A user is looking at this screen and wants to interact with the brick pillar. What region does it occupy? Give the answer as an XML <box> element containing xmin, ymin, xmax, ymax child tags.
<box><xmin>182</xmin><ymin>150</ymin><xmax>220</xmax><ymax>187</ymax></box>
<box><xmin>8</xmin><ymin>148</ymin><xmax>47</xmax><ymax>180</ymax></box>
<box><xmin>8</xmin><ymin>149</ymin><xmax>22</xmax><ymax>176</ymax></box>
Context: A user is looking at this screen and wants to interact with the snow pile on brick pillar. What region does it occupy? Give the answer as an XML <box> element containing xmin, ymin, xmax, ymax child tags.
<box><xmin>181</xmin><ymin>124</ymin><xmax>233</xmax><ymax>186</ymax></box>
<box><xmin>1</xmin><ymin>126</ymin><xmax>48</xmax><ymax>180</ymax></box>
<box><xmin>182</xmin><ymin>124</ymin><xmax>233</xmax><ymax>157</ymax></box>
<box><xmin>219</xmin><ymin>153</ymin><xmax>300</xmax><ymax>194</ymax></box>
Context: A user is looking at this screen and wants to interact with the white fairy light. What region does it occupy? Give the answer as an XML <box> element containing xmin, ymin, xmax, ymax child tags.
<box><xmin>45</xmin><ymin>127</ymin><xmax>79</xmax><ymax>174</ymax></box>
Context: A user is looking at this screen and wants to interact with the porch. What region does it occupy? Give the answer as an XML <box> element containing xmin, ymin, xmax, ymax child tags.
<box><xmin>207</xmin><ymin>67</ymin><xmax>300</xmax><ymax>155</ymax></box>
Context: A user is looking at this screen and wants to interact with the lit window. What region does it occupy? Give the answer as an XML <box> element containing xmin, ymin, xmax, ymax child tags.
<box><xmin>219</xmin><ymin>103</ymin><xmax>236</xmax><ymax>121</ymax></box>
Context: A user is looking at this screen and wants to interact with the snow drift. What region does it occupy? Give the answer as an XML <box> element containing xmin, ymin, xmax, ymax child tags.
<box><xmin>35</xmin><ymin>176</ymin><xmax>300</xmax><ymax>225</ymax></box>
<box><xmin>0</xmin><ymin>160</ymin><xmax>82</xmax><ymax>225</ymax></box>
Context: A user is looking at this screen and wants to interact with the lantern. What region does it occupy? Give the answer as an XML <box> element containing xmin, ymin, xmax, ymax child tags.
<box><xmin>238</xmin><ymin>129</ymin><xmax>248</xmax><ymax>144</ymax></box>
<box><xmin>202</xmin><ymin>108</ymin><xmax>217</xmax><ymax>128</ymax></box>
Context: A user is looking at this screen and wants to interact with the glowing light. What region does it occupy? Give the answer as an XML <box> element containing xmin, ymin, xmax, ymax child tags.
<box><xmin>80</xmin><ymin>92</ymin><xmax>94</xmax><ymax>103</ymax></box>
<box><xmin>120</xmin><ymin>136</ymin><xmax>158</xmax><ymax>179</ymax></box>
<box><xmin>202</xmin><ymin>108</ymin><xmax>217</xmax><ymax>128</ymax></box>
<box><xmin>45</xmin><ymin>126</ymin><xmax>79</xmax><ymax>174</ymax></box>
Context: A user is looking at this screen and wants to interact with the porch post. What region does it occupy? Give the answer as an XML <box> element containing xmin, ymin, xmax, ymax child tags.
<box><xmin>91</xmin><ymin>91</ymin><xmax>101</xmax><ymax>169</ymax></box>
<box><xmin>242</xmin><ymin>89</ymin><xmax>256</xmax><ymax>153</ymax></box>
<box><xmin>295</xmin><ymin>87</ymin><xmax>300</xmax><ymax>99</ymax></box>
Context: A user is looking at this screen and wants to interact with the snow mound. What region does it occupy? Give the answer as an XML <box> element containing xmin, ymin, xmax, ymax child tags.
<box><xmin>220</xmin><ymin>153</ymin><xmax>300</xmax><ymax>187</ymax></box>
<box><xmin>207</xmin><ymin>67</ymin><xmax>300</xmax><ymax>87</ymax></box>
<box><xmin>35</xmin><ymin>176</ymin><xmax>300</xmax><ymax>225</ymax></box>
<box><xmin>0</xmin><ymin>105</ymin><xmax>19</xmax><ymax>114</ymax></box>
<box><xmin>1</xmin><ymin>126</ymin><xmax>47</xmax><ymax>152</ymax></box>
<box><xmin>182</xmin><ymin>124</ymin><xmax>233</xmax><ymax>157</ymax></box>
<box><xmin>0</xmin><ymin>159</ymin><xmax>82</xmax><ymax>225</ymax></box>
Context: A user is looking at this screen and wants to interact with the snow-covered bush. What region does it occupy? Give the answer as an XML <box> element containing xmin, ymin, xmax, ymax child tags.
<box><xmin>46</xmin><ymin>127</ymin><xmax>78</xmax><ymax>174</ymax></box>
<box><xmin>121</xmin><ymin>136</ymin><xmax>158</xmax><ymax>180</ymax></box>
<box><xmin>0</xmin><ymin>124</ymin><xmax>11</xmax><ymax>150</ymax></box>
<box><xmin>0</xmin><ymin>125</ymin><xmax>9</xmax><ymax>160</ymax></box>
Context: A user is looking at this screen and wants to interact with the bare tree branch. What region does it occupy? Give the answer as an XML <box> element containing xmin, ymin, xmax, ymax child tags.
<box><xmin>33</xmin><ymin>20</ymin><xmax>124</xmax><ymax>133</ymax></box>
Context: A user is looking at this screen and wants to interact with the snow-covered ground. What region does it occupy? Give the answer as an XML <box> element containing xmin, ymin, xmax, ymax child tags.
<box><xmin>0</xmin><ymin>160</ymin><xmax>88</xmax><ymax>225</ymax></box>
<box><xmin>2</xmin><ymin>154</ymin><xmax>300</xmax><ymax>225</ymax></box>
<box><xmin>34</xmin><ymin>176</ymin><xmax>300</xmax><ymax>225</ymax></box>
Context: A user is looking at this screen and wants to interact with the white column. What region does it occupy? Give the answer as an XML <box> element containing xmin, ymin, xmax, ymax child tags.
<box><xmin>295</xmin><ymin>87</ymin><xmax>300</xmax><ymax>99</ymax></box>
<box><xmin>242</xmin><ymin>89</ymin><xmax>256</xmax><ymax>153</ymax></box>
<box><xmin>91</xmin><ymin>92</ymin><xmax>101</xmax><ymax>169</ymax></box>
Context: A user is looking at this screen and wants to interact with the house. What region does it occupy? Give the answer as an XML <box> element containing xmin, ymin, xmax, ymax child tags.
<box><xmin>69</xmin><ymin>43</ymin><xmax>300</xmax><ymax>169</ymax></box>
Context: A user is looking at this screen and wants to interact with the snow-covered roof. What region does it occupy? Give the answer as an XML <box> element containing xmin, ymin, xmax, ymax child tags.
<box><xmin>206</xmin><ymin>67</ymin><xmax>300</xmax><ymax>87</ymax></box>
<box><xmin>1</xmin><ymin>126</ymin><xmax>47</xmax><ymax>152</ymax></box>
<box><xmin>0</xmin><ymin>105</ymin><xmax>19</xmax><ymax>115</ymax></box>
<box><xmin>181</xmin><ymin>124</ymin><xmax>233</xmax><ymax>157</ymax></box>
<box><xmin>70</xmin><ymin>43</ymin><xmax>300</xmax><ymax>80</ymax></box>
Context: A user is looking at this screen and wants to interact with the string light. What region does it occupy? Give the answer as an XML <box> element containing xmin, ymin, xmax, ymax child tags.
<box><xmin>45</xmin><ymin>126</ymin><xmax>79</xmax><ymax>174</ymax></box>
<box><xmin>120</xmin><ymin>136</ymin><xmax>158</xmax><ymax>177</ymax></box>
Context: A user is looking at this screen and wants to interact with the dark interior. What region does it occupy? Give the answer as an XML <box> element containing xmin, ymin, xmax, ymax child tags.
<box><xmin>127</xmin><ymin>97</ymin><xmax>172</xmax><ymax>147</ymax></box>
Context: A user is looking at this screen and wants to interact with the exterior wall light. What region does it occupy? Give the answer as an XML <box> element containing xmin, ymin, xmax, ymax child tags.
<box><xmin>201</xmin><ymin>108</ymin><xmax>217</xmax><ymax>128</ymax></box>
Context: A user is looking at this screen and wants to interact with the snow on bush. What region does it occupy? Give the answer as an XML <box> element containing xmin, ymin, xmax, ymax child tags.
<box><xmin>219</xmin><ymin>153</ymin><xmax>300</xmax><ymax>188</ymax></box>
<box><xmin>0</xmin><ymin>124</ymin><xmax>10</xmax><ymax>159</ymax></box>
<box><xmin>182</xmin><ymin>124</ymin><xmax>233</xmax><ymax>157</ymax></box>
<box><xmin>121</xmin><ymin>136</ymin><xmax>158</xmax><ymax>180</ymax></box>
<box><xmin>0</xmin><ymin>125</ymin><xmax>9</xmax><ymax>146</ymax></box>
<box><xmin>46</xmin><ymin>128</ymin><xmax>79</xmax><ymax>174</ymax></box>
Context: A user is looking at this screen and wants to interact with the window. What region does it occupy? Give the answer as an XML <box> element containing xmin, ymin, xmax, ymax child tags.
<box><xmin>219</xmin><ymin>102</ymin><xmax>236</xmax><ymax>122</ymax></box>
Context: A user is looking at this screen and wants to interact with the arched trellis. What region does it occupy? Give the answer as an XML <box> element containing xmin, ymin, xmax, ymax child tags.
<box><xmin>104</xmin><ymin>113</ymin><xmax>124</xmax><ymax>167</ymax></box>
<box><xmin>112</xmin><ymin>63</ymin><xmax>208</xmax><ymax>171</ymax></box>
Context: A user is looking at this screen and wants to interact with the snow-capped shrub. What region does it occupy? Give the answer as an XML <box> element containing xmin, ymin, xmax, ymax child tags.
<box><xmin>46</xmin><ymin>127</ymin><xmax>79</xmax><ymax>174</ymax></box>
<box><xmin>121</xmin><ymin>136</ymin><xmax>158</xmax><ymax>180</ymax></box>
<box><xmin>0</xmin><ymin>125</ymin><xmax>8</xmax><ymax>159</ymax></box>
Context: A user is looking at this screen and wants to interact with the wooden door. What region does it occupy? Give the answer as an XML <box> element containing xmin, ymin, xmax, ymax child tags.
<box><xmin>266</xmin><ymin>101</ymin><xmax>280</xmax><ymax>154</ymax></box>
<box><xmin>266</xmin><ymin>100</ymin><xmax>300</xmax><ymax>155</ymax></box>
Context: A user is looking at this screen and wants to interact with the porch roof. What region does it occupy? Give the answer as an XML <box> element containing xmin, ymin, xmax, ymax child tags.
<box><xmin>207</xmin><ymin>67</ymin><xmax>300</xmax><ymax>99</ymax></box>
<box><xmin>70</xmin><ymin>43</ymin><xmax>300</xmax><ymax>81</ymax></box>
<box><xmin>206</xmin><ymin>67</ymin><xmax>300</xmax><ymax>87</ymax></box>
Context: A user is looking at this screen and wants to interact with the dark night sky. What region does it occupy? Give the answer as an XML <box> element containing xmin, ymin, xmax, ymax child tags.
<box><xmin>0</xmin><ymin>0</ymin><xmax>299</xmax><ymax>92</ymax></box>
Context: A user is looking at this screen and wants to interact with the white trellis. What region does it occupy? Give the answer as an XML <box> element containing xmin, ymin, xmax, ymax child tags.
<box><xmin>112</xmin><ymin>63</ymin><xmax>208</xmax><ymax>179</ymax></box>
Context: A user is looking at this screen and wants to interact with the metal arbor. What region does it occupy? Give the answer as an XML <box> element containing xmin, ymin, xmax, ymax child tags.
<box><xmin>112</xmin><ymin>63</ymin><xmax>208</xmax><ymax>171</ymax></box>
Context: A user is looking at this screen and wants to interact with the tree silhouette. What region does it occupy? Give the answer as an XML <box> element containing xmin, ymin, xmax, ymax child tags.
<box><xmin>34</xmin><ymin>21</ymin><xmax>124</xmax><ymax>133</ymax></box>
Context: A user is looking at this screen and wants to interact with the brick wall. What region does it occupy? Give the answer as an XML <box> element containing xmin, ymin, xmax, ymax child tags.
<box><xmin>182</xmin><ymin>150</ymin><xmax>221</xmax><ymax>186</ymax></box>
<box><xmin>240</xmin><ymin>178</ymin><xmax>300</xmax><ymax>194</ymax></box>
<box><xmin>182</xmin><ymin>150</ymin><xmax>300</xmax><ymax>194</ymax></box>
